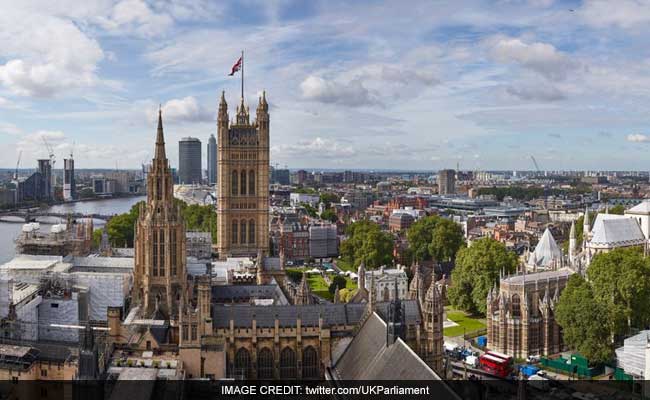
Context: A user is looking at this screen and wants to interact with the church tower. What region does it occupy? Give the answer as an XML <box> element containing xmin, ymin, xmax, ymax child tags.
<box><xmin>216</xmin><ymin>91</ymin><xmax>270</xmax><ymax>258</ymax></box>
<box><xmin>133</xmin><ymin>109</ymin><xmax>187</xmax><ymax>320</ymax></box>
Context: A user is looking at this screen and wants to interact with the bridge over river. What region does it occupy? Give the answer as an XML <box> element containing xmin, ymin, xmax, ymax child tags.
<box><xmin>0</xmin><ymin>210</ymin><xmax>114</xmax><ymax>223</ymax></box>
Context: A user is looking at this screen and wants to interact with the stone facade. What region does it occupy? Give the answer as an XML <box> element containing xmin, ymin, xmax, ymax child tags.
<box><xmin>216</xmin><ymin>92</ymin><xmax>270</xmax><ymax>258</ymax></box>
<box><xmin>486</xmin><ymin>269</ymin><xmax>573</xmax><ymax>359</ymax></box>
<box><xmin>133</xmin><ymin>110</ymin><xmax>187</xmax><ymax>319</ymax></box>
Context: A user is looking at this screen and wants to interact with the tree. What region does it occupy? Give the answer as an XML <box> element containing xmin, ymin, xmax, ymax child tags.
<box><xmin>587</xmin><ymin>247</ymin><xmax>650</xmax><ymax>337</ymax></box>
<box><xmin>340</xmin><ymin>220</ymin><xmax>394</xmax><ymax>269</ymax></box>
<box><xmin>608</xmin><ymin>204</ymin><xmax>625</xmax><ymax>215</ymax></box>
<box><xmin>555</xmin><ymin>274</ymin><xmax>613</xmax><ymax>364</ymax></box>
<box><xmin>407</xmin><ymin>215</ymin><xmax>465</xmax><ymax>262</ymax></box>
<box><xmin>447</xmin><ymin>237</ymin><xmax>518</xmax><ymax>315</ymax></box>
<box><xmin>301</xmin><ymin>203</ymin><xmax>318</xmax><ymax>218</ymax></box>
<box><xmin>319</xmin><ymin>193</ymin><xmax>340</xmax><ymax>207</ymax></box>
<box><xmin>320</xmin><ymin>208</ymin><xmax>338</xmax><ymax>223</ymax></box>
<box><xmin>329</xmin><ymin>275</ymin><xmax>347</xmax><ymax>294</ymax></box>
<box><xmin>429</xmin><ymin>218</ymin><xmax>465</xmax><ymax>262</ymax></box>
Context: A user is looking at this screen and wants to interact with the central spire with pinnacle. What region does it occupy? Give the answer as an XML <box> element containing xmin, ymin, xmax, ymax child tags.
<box><xmin>155</xmin><ymin>106</ymin><xmax>166</xmax><ymax>160</ymax></box>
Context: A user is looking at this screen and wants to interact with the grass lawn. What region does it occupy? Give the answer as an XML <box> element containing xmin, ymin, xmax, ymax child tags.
<box><xmin>443</xmin><ymin>307</ymin><xmax>487</xmax><ymax>337</ymax></box>
<box><xmin>336</xmin><ymin>258</ymin><xmax>355</xmax><ymax>272</ymax></box>
<box><xmin>307</xmin><ymin>274</ymin><xmax>333</xmax><ymax>301</ymax></box>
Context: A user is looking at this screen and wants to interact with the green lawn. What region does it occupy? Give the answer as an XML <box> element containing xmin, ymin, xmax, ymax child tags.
<box><xmin>335</xmin><ymin>258</ymin><xmax>355</xmax><ymax>272</ymax></box>
<box><xmin>307</xmin><ymin>274</ymin><xmax>333</xmax><ymax>300</ymax></box>
<box><xmin>443</xmin><ymin>308</ymin><xmax>486</xmax><ymax>337</ymax></box>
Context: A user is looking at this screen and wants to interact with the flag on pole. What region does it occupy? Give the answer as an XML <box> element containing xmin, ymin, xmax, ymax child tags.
<box><xmin>229</xmin><ymin>56</ymin><xmax>242</xmax><ymax>76</ymax></box>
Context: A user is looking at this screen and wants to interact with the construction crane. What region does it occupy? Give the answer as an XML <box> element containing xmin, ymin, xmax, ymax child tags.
<box><xmin>13</xmin><ymin>150</ymin><xmax>22</xmax><ymax>180</ymax></box>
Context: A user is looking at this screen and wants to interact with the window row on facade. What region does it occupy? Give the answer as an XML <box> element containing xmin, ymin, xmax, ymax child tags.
<box><xmin>231</xmin><ymin>219</ymin><xmax>256</xmax><ymax>245</ymax></box>
<box><xmin>232</xmin><ymin>346</ymin><xmax>319</xmax><ymax>379</ymax></box>
<box><xmin>231</xmin><ymin>170</ymin><xmax>256</xmax><ymax>196</ymax></box>
<box><xmin>151</xmin><ymin>228</ymin><xmax>179</xmax><ymax>277</ymax></box>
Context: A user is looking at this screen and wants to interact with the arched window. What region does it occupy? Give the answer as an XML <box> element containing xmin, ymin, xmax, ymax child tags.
<box><xmin>257</xmin><ymin>348</ymin><xmax>274</xmax><ymax>379</ymax></box>
<box><xmin>249</xmin><ymin>219</ymin><xmax>255</xmax><ymax>244</ymax></box>
<box><xmin>231</xmin><ymin>170</ymin><xmax>238</xmax><ymax>196</ymax></box>
<box><xmin>232</xmin><ymin>220</ymin><xmax>238</xmax><ymax>244</ymax></box>
<box><xmin>511</xmin><ymin>294</ymin><xmax>521</xmax><ymax>318</ymax></box>
<box><xmin>240</xmin><ymin>170</ymin><xmax>247</xmax><ymax>195</ymax></box>
<box><xmin>249</xmin><ymin>170</ymin><xmax>255</xmax><ymax>195</ymax></box>
<box><xmin>234</xmin><ymin>348</ymin><xmax>251</xmax><ymax>379</ymax></box>
<box><xmin>280</xmin><ymin>347</ymin><xmax>296</xmax><ymax>379</ymax></box>
<box><xmin>240</xmin><ymin>220</ymin><xmax>247</xmax><ymax>244</ymax></box>
<box><xmin>302</xmin><ymin>346</ymin><xmax>319</xmax><ymax>379</ymax></box>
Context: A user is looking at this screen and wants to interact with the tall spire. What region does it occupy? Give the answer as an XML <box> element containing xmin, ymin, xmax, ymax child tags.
<box><xmin>155</xmin><ymin>106</ymin><xmax>166</xmax><ymax>160</ymax></box>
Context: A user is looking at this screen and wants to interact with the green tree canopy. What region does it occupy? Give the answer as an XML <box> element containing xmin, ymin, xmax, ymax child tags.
<box><xmin>447</xmin><ymin>237</ymin><xmax>518</xmax><ymax>315</ymax></box>
<box><xmin>587</xmin><ymin>247</ymin><xmax>650</xmax><ymax>336</ymax></box>
<box><xmin>320</xmin><ymin>208</ymin><xmax>338</xmax><ymax>223</ymax></box>
<box><xmin>608</xmin><ymin>204</ymin><xmax>625</xmax><ymax>215</ymax></box>
<box><xmin>555</xmin><ymin>274</ymin><xmax>613</xmax><ymax>364</ymax></box>
<box><xmin>340</xmin><ymin>220</ymin><xmax>394</xmax><ymax>269</ymax></box>
<box><xmin>407</xmin><ymin>215</ymin><xmax>465</xmax><ymax>262</ymax></box>
<box><xmin>105</xmin><ymin>199</ymin><xmax>218</xmax><ymax>247</ymax></box>
<box><xmin>319</xmin><ymin>193</ymin><xmax>340</xmax><ymax>207</ymax></box>
<box><xmin>329</xmin><ymin>275</ymin><xmax>347</xmax><ymax>294</ymax></box>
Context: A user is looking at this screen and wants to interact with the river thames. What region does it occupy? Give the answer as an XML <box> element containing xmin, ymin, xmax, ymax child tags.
<box><xmin>0</xmin><ymin>196</ymin><xmax>145</xmax><ymax>265</ymax></box>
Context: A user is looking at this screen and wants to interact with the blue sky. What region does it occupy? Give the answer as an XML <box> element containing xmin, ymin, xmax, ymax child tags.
<box><xmin>1</xmin><ymin>0</ymin><xmax>650</xmax><ymax>170</ymax></box>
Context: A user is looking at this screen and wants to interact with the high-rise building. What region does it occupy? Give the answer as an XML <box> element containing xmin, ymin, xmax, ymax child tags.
<box><xmin>207</xmin><ymin>134</ymin><xmax>217</xmax><ymax>185</ymax></box>
<box><xmin>63</xmin><ymin>158</ymin><xmax>76</xmax><ymax>201</ymax></box>
<box><xmin>178</xmin><ymin>137</ymin><xmax>202</xmax><ymax>184</ymax></box>
<box><xmin>216</xmin><ymin>91</ymin><xmax>269</xmax><ymax>258</ymax></box>
<box><xmin>438</xmin><ymin>169</ymin><xmax>455</xmax><ymax>195</ymax></box>
<box><xmin>133</xmin><ymin>110</ymin><xmax>187</xmax><ymax>319</ymax></box>
<box><xmin>37</xmin><ymin>159</ymin><xmax>52</xmax><ymax>201</ymax></box>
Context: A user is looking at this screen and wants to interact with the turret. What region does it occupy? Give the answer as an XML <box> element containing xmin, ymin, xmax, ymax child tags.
<box><xmin>569</xmin><ymin>220</ymin><xmax>576</xmax><ymax>266</ymax></box>
<box><xmin>583</xmin><ymin>206</ymin><xmax>591</xmax><ymax>246</ymax></box>
<box><xmin>357</xmin><ymin>261</ymin><xmax>366</xmax><ymax>291</ymax></box>
<box><xmin>217</xmin><ymin>91</ymin><xmax>229</xmax><ymax>144</ymax></box>
<box><xmin>256</xmin><ymin>91</ymin><xmax>269</xmax><ymax>148</ymax></box>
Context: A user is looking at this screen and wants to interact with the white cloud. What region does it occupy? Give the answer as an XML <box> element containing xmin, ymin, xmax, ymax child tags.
<box><xmin>627</xmin><ymin>134</ymin><xmax>650</xmax><ymax>143</ymax></box>
<box><xmin>581</xmin><ymin>0</ymin><xmax>650</xmax><ymax>30</ymax></box>
<box><xmin>158</xmin><ymin>96</ymin><xmax>213</xmax><ymax>123</ymax></box>
<box><xmin>0</xmin><ymin>122</ymin><xmax>21</xmax><ymax>136</ymax></box>
<box><xmin>0</xmin><ymin>10</ymin><xmax>104</xmax><ymax>97</ymax></box>
<box><xmin>272</xmin><ymin>137</ymin><xmax>356</xmax><ymax>159</ymax></box>
<box><xmin>300</xmin><ymin>76</ymin><xmax>377</xmax><ymax>107</ymax></box>
<box><xmin>95</xmin><ymin>0</ymin><xmax>174</xmax><ymax>38</ymax></box>
<box><xmin>489</xmin><ymin>37</ymin><xmax>578</xmax><ymax>81</ymax></box>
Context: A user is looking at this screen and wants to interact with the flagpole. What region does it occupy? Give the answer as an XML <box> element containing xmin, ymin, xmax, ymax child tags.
<box><xmin>241</xmin><ymin>50</ymin><xmax>244</xmax><ymax>101</ymax></box>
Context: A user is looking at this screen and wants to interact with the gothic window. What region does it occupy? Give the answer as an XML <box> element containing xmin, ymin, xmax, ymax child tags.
<box><xmin>248</xmin><ymin>219</ymin><xmax>255</xmax><ymax>244</ymax></box>
<box><xmin>280</xmin><ymin>347</ymin><xmax>297</xmax><ymax>379</ymax></box>
<box><xmin>182</xmin><ymin>324</ymin><xmax>188</xmax><ymax>341</ymax></box>
<box><xmin>240</xmin><ymin>170</ymin><xmax>247</xmax><ymax>195</ymax></box>
<box><xmin>191</xmin><ymin>324</ymin><xmax>197</xmax><ymax>341</ymax></box>
<box><xmin>511</xmin><ymin>294</ymin><xmax>521</xmax><ymax>318</ymax></box>
<box><xmin>159</xmin><ymin>229</ymin><xmax>165</xmax><ymax>277</ymax></box>
<box><xmin>156</xmin><ymin>178</ymin><xmax>161</xmax><ymax>200</ymax></box>
<box><xmin>232</xmin><ymin>220</ymin><xmax>238</xmax><ymax>244</ymax></box>
<box><xmin>152</xmin><ymin>230</ymin><xmax>158</xmax><ymax>276</ymax></box>
<box><xmin>302</xmin><ymin>346</ymin><xmax>319</xmax><ymax>379</ymax></box>
<box><xmin>234</xmin><ymin>348</ymin><xmax>251</xmax><ymax>380</ymax></box>
<box><xmin>231</xmin><ymin>170</ymin><xmax>238</xmax><ymax>196</ymax></box>
<box><xmin>240</xmin><ymin>220</ymin><xmax>247</xmax><ymax>244</ymax></box>
<box><xmin>257</xmin><ymin>348</ymin><xmax>274</xmax><ymax>379</ymax></box>
<box><xmin>171</xmin><ymin>229</ymin><xmax>177</xmax><ymax>276</ymax></box>
<box><xmin>249</xmin><ymin>170</ymin><xmax>255</xmax><ymax>195</ymax></box>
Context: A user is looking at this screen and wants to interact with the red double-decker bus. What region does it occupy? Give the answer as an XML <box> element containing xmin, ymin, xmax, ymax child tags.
<box><xmin>479</xmin><ymin>351</ymin><xmax>513</xmax><ymax>378</ymax></box>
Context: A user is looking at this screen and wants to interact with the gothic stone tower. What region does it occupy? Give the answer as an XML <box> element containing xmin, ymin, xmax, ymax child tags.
<box><xmin>133</xmin><ymin>110</ymin><xmax>187</xmax><ymax>319</ymax></box>
<box><xmin>216</xmin><ymin>91</ymin><xmax>270</xmax><ymax>258</ymax></box>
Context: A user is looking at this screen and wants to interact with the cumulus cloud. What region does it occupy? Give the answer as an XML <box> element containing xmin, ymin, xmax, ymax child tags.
<box><xmin>627</xmin><ymin>134</ymin><xmax>650</xmax><ymax>143</ymax></box>
<box><xmin>160</xmin><ymin>96</ymin><xmax>213</xmax><ymax>123</ymax></box>
<box><xmin>300</xmin><ymin>76</ymin><xmax>378</xmax><ymax>107</ymax></box>
<box><xmin>272</xmin><ymin>137</ymin><xmax>356</xmax><ymax>159</ymax></box>
<box><xmin>95</xmin><ymin>0</ymin><xmax>174</xmax><ymax>38</ymax></box>
<box><xmin>0</xmin><ymin>10</ymin><xmax>104</xmax><ymax>97</ymax></box>
<box><xmin>489</xmin><ymin>37</ymin><xmax>578</xmax><ymax>81</ymax></box>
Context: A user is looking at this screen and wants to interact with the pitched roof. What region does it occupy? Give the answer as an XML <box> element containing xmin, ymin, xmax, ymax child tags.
<box><xmin>590</xmin><ymin>214</ymin><xmax>646</xmax><ymax>248</ymax></box>
<box><xmin>210</xmin><ymin>300</ymin><xmax>421</xmax><ymax>328</ymax></box>
<box><xmin>627</xmin><ymin>200</ymin><xmax>650</xmax><ymax>214</ymax></box>
<box><xmin>527</xmin><ymin>228</ymin><xmax>562</xmax><ymax>267</ymax></box>
<box><xmin>331</xmin><ymin>313</ymin><xmax>451</xmax><ymax>383</ymax></box>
